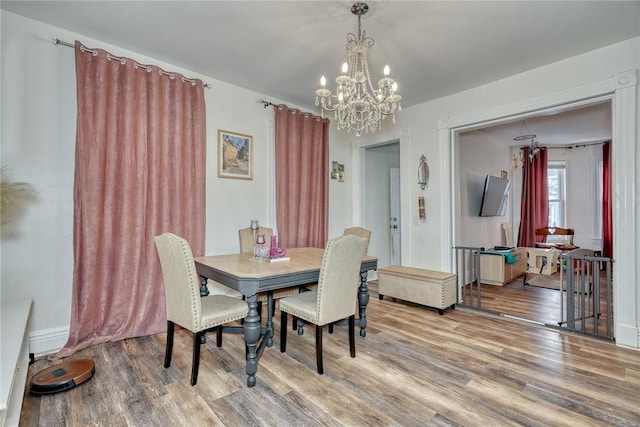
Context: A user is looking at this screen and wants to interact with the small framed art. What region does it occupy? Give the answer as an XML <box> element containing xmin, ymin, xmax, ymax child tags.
<box><xmin>218</xmin><ymin>129</ymin><xmax>253</xmax><ymax>180</ymax></box>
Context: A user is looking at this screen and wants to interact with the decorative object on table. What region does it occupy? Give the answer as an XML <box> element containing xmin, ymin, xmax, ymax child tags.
<box><xmin>418</xmin><ymin>154</ymin><xmax>429</xmax><ymax>190</ymax></box>
<box><xmin>500</xmin><ymin>170</ymin><xmax>508</xmax><ymax>180</ymax></box>
<box><xmin>314</xmin><ymin>2</ymin><xmax>401</xmax><ymax>137</ymax></box>
<box><xmin>249</xmin><ymin>219</ymin><xmax>259</xmax><ymax>259</ymax></box>
<box><xmin>418</xmin><ymin>196</ymin><xmax>426</xmax><ymax>220</ymax></box>
<box><xmin>217</xmin><ymin>129</ymin><xmax>253</xmax><ymax>180</ymax></box>
<box><xmin>254</xmin><ymin>234</ymin><xmax>270</xmax><ymax>261</ymax></box>
<box><xmin>269</xmin><ymin>235</ymin><xmax>288</xmax><ymax>261</ymax></box>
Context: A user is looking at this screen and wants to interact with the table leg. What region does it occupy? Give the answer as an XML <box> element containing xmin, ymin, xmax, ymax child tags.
<box><xmin>199</xmin><ymin>276</ymin><xmax>210</xmax><ymax>297</ymax></box>
<box><xmin>244</xmin><ymin>294</ymin><xmax>261</xmax><ymax>387</ymax></box>
<box><xmin>198</xmin><ymin>277</ymin><xmax>210</xmax><ymax>344</ymax></box>
<box><xmin>358</xmin><ymin>271</ymin><xmax>370</xmax><ymax>337</ymax></box>
<box><xmin>266</xmin><ymin>292</ymin><xmax>274</xmax><ymax>347</ymax></box>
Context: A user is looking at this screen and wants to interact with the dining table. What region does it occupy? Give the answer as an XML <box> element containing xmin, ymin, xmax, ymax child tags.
<box><xmin>194</xmin><ymin>247</ymin><xmax>378</xmax><ymax>387</ymax></box>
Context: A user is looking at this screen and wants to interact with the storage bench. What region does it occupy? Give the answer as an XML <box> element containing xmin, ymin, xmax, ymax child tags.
<box><xmin>378</xmin><ymin>266</ymin><xmax>457</xmax><ymax>315</ymax></box>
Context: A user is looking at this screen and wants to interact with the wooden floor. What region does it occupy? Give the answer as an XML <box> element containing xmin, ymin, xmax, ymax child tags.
<box><xmin>21</xmin><ymin>284</ymin><xmax>640</xmax><ymax>427</ymax></box>
<box><xmin>468</xmin><ymin>272</ymin><xmax>614</xmax><ymax>339</ymax></box>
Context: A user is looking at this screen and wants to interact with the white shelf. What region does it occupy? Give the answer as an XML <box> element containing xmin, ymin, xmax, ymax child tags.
<box><xmin>1</xmin><ymin>299</ymin><xmax>32</xmax><ymax>427</ymax></box>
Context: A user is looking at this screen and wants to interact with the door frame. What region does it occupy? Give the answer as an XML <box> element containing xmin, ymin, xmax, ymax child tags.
<box><xmin>440</xmin><ymin>70</ymin><xmax>637</xmax><ymax>347</ymax></box>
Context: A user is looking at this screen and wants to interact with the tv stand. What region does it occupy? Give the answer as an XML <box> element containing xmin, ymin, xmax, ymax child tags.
<box><xmin>480</xmin><ymin>247</ymin><xmax>527</xmax><ymax>286</ymax></box>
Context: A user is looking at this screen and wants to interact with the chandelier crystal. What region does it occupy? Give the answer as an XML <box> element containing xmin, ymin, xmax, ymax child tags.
<box><xmin>315</xmin><ymin>2</ymin><xmax>401</xmax><ymax>136</ymax></box>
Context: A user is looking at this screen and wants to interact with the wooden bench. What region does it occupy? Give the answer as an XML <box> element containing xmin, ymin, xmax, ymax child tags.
<box><xmin>378</xmin><ymin>266</ymin><xmax>457</xmax><ymax>315</ymax></box>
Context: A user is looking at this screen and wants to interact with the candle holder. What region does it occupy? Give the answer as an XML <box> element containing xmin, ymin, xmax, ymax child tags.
<box><xmin>250</xmin><ymin>219</ymin><xmax>259</xmax><ymax>260</ymax></box>
<box><xmin>254</xmin><ymin>234</ymin><xmax>270</xmax><ymax>261</ymax></box>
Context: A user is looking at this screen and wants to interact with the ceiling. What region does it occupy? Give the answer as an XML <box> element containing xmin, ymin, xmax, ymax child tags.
<box><xmin>461</xmin><ymin>100</ymin><xmax>613</xmax><ymax>147</ymax></box>
<box><xmin>3</xmin><ymin>1</ymin><xmax>638</xmax><ymax>143</ymax></box>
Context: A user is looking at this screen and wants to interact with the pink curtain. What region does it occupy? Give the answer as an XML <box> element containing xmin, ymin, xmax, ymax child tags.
<box><xmin>602</xmin><ymin>141</ymin><xmax>612</xmax><ymax>258</ymax></box>
<box><xmin>517</xmin><ymin>147</ymin><xmax>548</xmax><ymax>247</ymax></box>
<box><xmin>274</xmin><ymin>105</ymin><xmax>329</xmax><ymax>249</ymax></box>
<box><xmin>55</xmin><ymin>42</ymin><xmax>206</xmax><ymax>358</ymax></box>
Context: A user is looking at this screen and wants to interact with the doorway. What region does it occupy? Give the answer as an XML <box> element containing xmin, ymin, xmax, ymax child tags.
<box><xmin>365</xmin><ymin>142</ymin><xmax>400</xmax><ymax>269</ymax></box>
<box><xmin>452</xmin><ymin>98</ymin><xmax>616</xmax><ymax>339</ymax></box>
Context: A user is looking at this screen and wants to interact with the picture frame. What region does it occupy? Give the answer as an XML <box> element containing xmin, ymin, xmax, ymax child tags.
<box><xmin>218</xmin><ymin>129</ymin><xmax>253</xmax><ymax>180</ymax></box>
<box><xmin>331</xmin><ymin>161</ymin><xmax>339</xmax><ymax>180</ymax></box>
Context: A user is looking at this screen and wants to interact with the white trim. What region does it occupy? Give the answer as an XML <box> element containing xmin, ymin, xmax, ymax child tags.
<box><xmin>353</xmin><ymin>131</ymin><xmax>411</xmax><ymax>266</ymax></box>
<box><xmin>440</xmin><ymin>70</ymin><xmax>638</xmax><ymax>348</ymax></box>
<box><xmin>29</xmin><ymin>325</ymin><xmax>69</xmax><ymax>358</ymax></box>
<box><xmin>610</xmin><ymin>70</ymin><xmax>638</xmax><ymax>348</ymax></box>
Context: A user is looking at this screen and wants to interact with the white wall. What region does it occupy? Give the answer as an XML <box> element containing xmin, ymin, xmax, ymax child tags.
<box><xmin>0</xmin><ymin>11</ymin><xmax>351</xmax><ymax>354</ymax></box>
<box><xmin>458</xmin><ymin>130</ymin><xmax>513</xmax><ymax>249</ymax></box>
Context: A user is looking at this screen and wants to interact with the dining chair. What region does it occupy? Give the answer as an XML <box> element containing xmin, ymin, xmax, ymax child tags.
<box><xmin>279</xmin><ymin>234</ymin><xmax>367</xmax><ymax>374</ymax></box>
<box><xmin>343</xmin><ymin>226</ymin><xmax>371</xmax><ymax>255</ymax></box>
<box><xmin>154</xmin><ymin>232</ymin><xmax>248</xmax><ymax>386</ymax></box>
<box><xmin>238</xmin><ymin>226</ymin><xmax>301</xmax><ymax>320</ymax></box>
<box><xmin>535</xmin><ymin>226</ymin><xmax>578</xmax><ymax>252</ymax></box>
<box><xmin>301</xmin><ymin>227</ymin><xmax>371</xmax><ymax>335</ymax></box>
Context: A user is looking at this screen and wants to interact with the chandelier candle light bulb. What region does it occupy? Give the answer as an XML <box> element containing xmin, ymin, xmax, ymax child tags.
<box><xmin>314</xmin><ymin>2</ymin><xmax>401</xmax><ymax>136</ymax></box>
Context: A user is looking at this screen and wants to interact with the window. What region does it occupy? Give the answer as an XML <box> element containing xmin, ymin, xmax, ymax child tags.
<box><xmin>547</xmin><ymin>161</ymin><xmax>566</xmax><ymax>232</ymax></box>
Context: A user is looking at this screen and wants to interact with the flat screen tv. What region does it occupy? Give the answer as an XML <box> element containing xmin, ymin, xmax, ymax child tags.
<box><xmin>479</xmin><ymin>175</ymin><xmax>510</xmax><ymax>217</ymax></box>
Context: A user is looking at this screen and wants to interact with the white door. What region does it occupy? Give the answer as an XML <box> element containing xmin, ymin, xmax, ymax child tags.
<box><xmin>390</xmin><ymin>167</ymin><xmax>401</xmax><ymax>265</ymax></box>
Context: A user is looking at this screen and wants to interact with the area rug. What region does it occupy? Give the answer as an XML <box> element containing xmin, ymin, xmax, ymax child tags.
<box><xmin>525</xmin><ymin>273</ymin><xmax>562</xmax><ymax>290</ymax></box>
<box><xmin>526</xmin><ymin>272</ymin><xmax>598</xmax><ymax>294</ymax></box>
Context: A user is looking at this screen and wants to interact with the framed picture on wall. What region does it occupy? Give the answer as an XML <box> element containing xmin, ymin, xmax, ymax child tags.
<box><xmin>218</xmin><ymin>129</ymin><xmax>253</xmax><ymax>180</ymax></box>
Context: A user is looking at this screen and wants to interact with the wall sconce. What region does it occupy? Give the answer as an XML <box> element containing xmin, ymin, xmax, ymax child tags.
<box><xmin>418</xmin><ymin>154</ymin><xmax>429</xmax><ymax>190</ymax></box>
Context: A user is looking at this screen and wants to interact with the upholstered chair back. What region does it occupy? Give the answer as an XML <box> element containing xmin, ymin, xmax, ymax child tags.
<box><xmin>315</xmin><ymin>235</ymin><xmax>366</xmax><ymax>325</ymax></box>
<box><xmin>343</xmin><ymin>227</ymin><xmax>371</xmax><ymax>255</ymax></box>
<box><xmin>238</xmin><ymin>226</ymin><xmax>274</xmax><ymax>253</ymax></box>
<box><xmin>154</xmin><ymin>232</ymin><xmax>202</xmax><ymax>331</ymax></box>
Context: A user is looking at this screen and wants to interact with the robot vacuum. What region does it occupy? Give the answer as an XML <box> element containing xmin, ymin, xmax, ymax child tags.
<box><xmin>30</xmin><ymin>359</ymin><xmax>95</xmax><ymax>395</ymax></box>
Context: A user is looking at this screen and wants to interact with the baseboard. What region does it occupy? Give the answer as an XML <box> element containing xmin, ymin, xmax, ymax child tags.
<box><xmin>616</xmin><ymin>323</ymin><xmax>640</xmax><ymax>349</ymax></box>
<box><xmin>29</xmin><ymin>326</ymin><xmax>69</xmax><ymax>358</ymax></box>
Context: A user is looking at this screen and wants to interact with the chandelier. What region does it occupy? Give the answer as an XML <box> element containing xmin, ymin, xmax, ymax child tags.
<box><xmin>314</xmin><ymin>2</ymin><xmax>401</xmax><ymax>136</ymax></box>
<box><xmin>514</xmin><ymin>121</ymin><xmax>541</xmax><ymax>162</ymax></box>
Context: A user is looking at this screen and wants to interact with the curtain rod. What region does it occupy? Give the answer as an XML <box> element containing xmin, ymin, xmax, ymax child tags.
<box><xmin>258</xmin><ymin>99</ymin><xmax>328</xmax><ymax>123</ymax></box>
<box><xmin>522</xmin><ymin>140</ymin><xmax>609</xmax><ymax>150</ymax></box>
<box><xmin>53</xmin><ymin>38</ymin><xmax>212</xmax><ymax>89</ymax></box>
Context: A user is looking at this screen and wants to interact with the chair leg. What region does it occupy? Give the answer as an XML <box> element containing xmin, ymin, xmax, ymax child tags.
<box><xmin>280</xmin><ymin>311</ymin><xmax>288</xmax><ymax>352</ymax></box>
<box><xmin>191</xmin><ymin>331</ymin><xmax>203</xmax><ymax>386</ymax></box>
<box><xmin>216</xmin><ymin>326</ymin><xmax>222</xmax><ymax>347</ymax></box>
<box><xmin>292</xmin><ymin>315</ymin><xmax>298</xmax><ymax>331</ymax></box>
<box><xmin>348</xmin><ymin>315</ymin><xmax>356</xmax><ymax>358</ymax></box>
<box><xmin>328</xmin><ymin>322</ymin><xmax>334</xmax><ymax>334</ymax></box>
<box><xmin>316</xmin><ymin>325</ymin><xmax>323</xmax><ymax>375</ymax></box>
<box><xmin>164</xmin><ymin>321</ymin><xmax>174</xmax><ymax>368</ymax></box>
